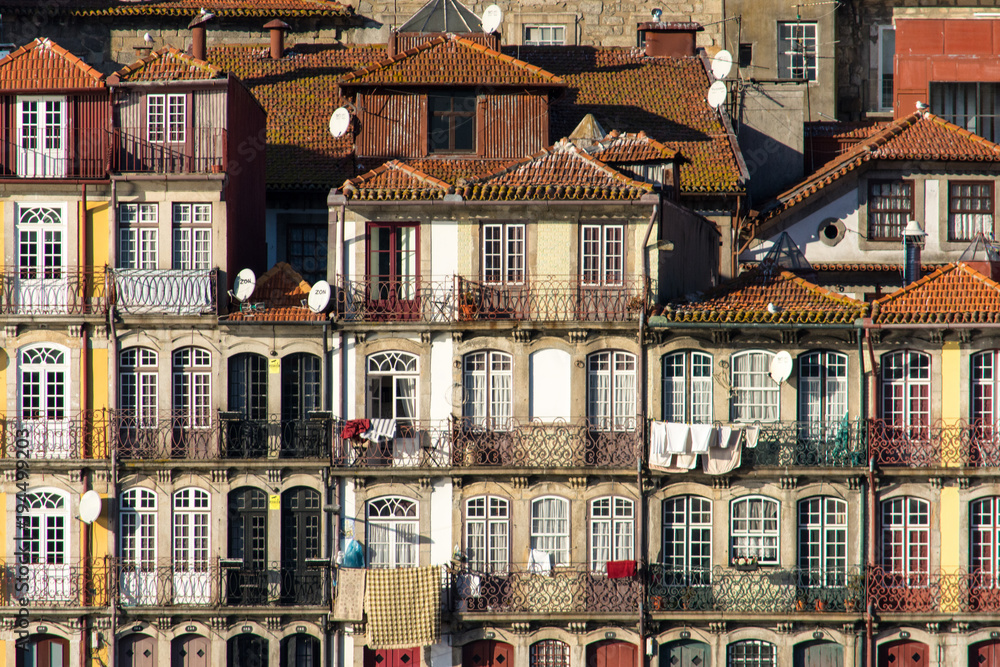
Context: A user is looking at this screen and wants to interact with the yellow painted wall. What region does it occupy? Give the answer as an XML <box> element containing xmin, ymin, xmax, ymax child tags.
<box><xmin>0</xmin><ymin>348</ymin><xmax>7</xmax><ymax>420</ymax></box>
<box><xmin>0</xmin><ymin>493</ymin><xmax>5</xmax><ymax>556</ymax></box>
<box><xmin>941</xmin><ymin>341</ymin><xmax>961</xmax><ymax>466</ymax></box>
<box><xmin>939</xmin><ymin>486</ymin><xmax>961</xmax><ymax>611</ymax></box>
<box><xmin>536</xmin><ymin>223</ymin><xmax>572</xmax><ymax>276</ymax></box>
<box><xmin>89</xmin><ymin>348</ymin><xmax>108</xmax><ymax>411</ymax></box>
<box><xmin>87</xmin><ymin>201</ymin><xmax>109</xmax><ymax>267</ymax></box>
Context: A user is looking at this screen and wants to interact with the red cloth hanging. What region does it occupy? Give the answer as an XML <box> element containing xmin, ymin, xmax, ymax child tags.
<box><xmin>606</xmin><ymin>560</ymin><xmax>637</xmax><ymax>579</ymax></box>
<box><xmin>342</xmin><ymin>419</ymin><xmax>371</xmax><ymax>440</ymax></box>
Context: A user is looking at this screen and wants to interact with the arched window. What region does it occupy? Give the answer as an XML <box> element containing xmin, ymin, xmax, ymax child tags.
<box><xmin>587</xmin><ymin>350</ymin><xmax>636</xmax><ymax>431</ymax></box>
<box><xmin>530</xmin><ymin>640</ymin><xmax>569</xmax><ymax>667</ymax></box>
<box><xmin>727</xmin><ymin>640</ymin><xmax>776</xmax><ymax>667</ymax></box>
<box><xmin>367</xmin><ymin>351</ymin><xmax>418</xmax><ymax>424</ymax></box>
<box><xmin>662</xmin><ymin>350</ymin><xmax>712</xmax><ymax>424</ymax></box>
<box><xmin>367</xmin><ymin>497</ymin><xmax>418</xmax><ymax>568</ymax></box>
<box><xmin>228</xmin><ymin>353</ymin><xmax>267</xmax><ymax>420</ymax></box>
<box><xmin>798</xmin><ymin>496</ymin><xmax>847</xmax><ymax>586</ymax></box>
<box><xmin>730</xmin><ymin>496</ymin><xmax>780</xmax><ymax>564</ymax></box>
<box><xmin>798</xmin><ymin>351</ymin><xmax>848</xmax><ymax>424</ymax></box>
<box><xmin>465</xmin><ymin>495</ymin><xmax>509</xmax><ymax>572</ymax></box>
<box><xmin>120</xmin><ymin>347</ymin><xmax>158</xmax><ymax>425</ymax></box>
<box><xmin>973</xmin><ymin>351</ymin><xmax>1000</xmax><ymax>425</ymax></box>
<box><xmin>881</xmin><ymin>496</ymin><xmax>929</xmax><ymax>583</ymax></box>
<box><xmin>19</xmin><ymin>344</ymin><xmax>70</xmax><ymax>457</ymax></box>
<box><xmin>173</xmin><ymin>347</ymin><xmax>212</xmax><ymax>427</ymax></box>
<box><xmin>590</xmin><ymin>496</ymin><xmax>634</xmax><ymax>571</ymax></box>
<box><xmin>881</xmin><ymin>351</ymin><xmax>930</xmax><ymax>429</ymax></box>
<box><xmin>663</xmin><ymin>495</ymin><xmax>712</xmax><ymax>584</ymax></box>
<box><xmin>463</xmin><ymin>350</ymin><xmax>513</xmax><ymax>428</ymax></box>
<box><xmin>531</xmin><ymin>496</ymin><xmax>569</xmax><ymax>566</ymax></box>
<box><xmin>731</xmin><ymin>350</ymin><xmax>778</xmax><ymax>422</ymax></box>
<box><xmin>173</xmin><ymin>488</ymin><xmax>210</xmax><ymax>604</ymax></box>
<box><xmin>120</xmin><ymin>488</ymin><xmax>157</xmax><ymax>606</ymax></box>
<box><xmin>16</xmin><ymin>489</ymin><xmax>70</xmax><ymax>602</ymax></box>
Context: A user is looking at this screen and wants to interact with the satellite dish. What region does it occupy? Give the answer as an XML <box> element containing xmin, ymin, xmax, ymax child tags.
<box><xmin>769</xmin><ymin>351</ymin><xmax>793</xmax><ymax>385</ymax></box>
<box><xmin>80</xmin><ymin>490</ymin><xmax>102</xmax><ymax>525</ymax></box>
<box><xmin>481</xmin><ymin>4</ymin><xmax>503</xmax><ymax>34</ymax></box>
<box><xmin>329</xmin><ymin>107</ymin><xmax>351</xmax><ymax>139</ymax></box>
<box><xmin>308</xmin><ymin>280</ymin><xmax>332</xmax><ymax>313</ymax></box>
<box><xmin>711</xmin><ymin>49</ymin><xmax>733</xmax><ymax>80</ymax></box>
<box><xmin>707</xmin><ymin>80</ymin><xmax>727</xmax><ymax>109</ymax></box>
<box><xmin>233</xmin><ymin>268</ymin><xmax>256</xmax><ymax>302</ymax></box>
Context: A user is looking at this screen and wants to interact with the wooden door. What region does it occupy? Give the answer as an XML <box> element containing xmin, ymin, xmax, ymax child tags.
<box><xmin>281</xmin><ymin>487</ymin><xmax>322</xmax><ymax>604</ymax></box>
<box><xmin>281</xmin><ymin>635</ymin><xmax>319</xmax><ymax>667</ymax></box>
<box><xmin>660</xmin><ymin>639</ymin><xmax>710</xmax><ymax>667</ymax></box>
<box><xmin>171</xmin><ymin>634</ymin><xmax>210</xmax><ymax>667</ymax></box>
<box><xmin>972</xmin><ymin>640</ymin><xmax>1000</xmax><ymax>667</ymax></box>
<box><xmin>587</xmin><ymin>640</ymin><xmax>637</xmax><ymax>667</ymax></box>
<box><xmin>363</xmin><ymin>647</ymin><xmax>419</xmax><ymax>667</ymax></box>
<box><xmin>794</xmin><ymin>641</ymin><xmax>843</xmax><ymax>667</ymax></box>
<box><xmin>878</xmin><ymin>640</ymin><xmax>929</xmax><ymax>667</ymax></box>
<box><xmin>228</xmin><ymin>634</ymin><xmax>269</xmax><ymax>667</ymax></box>
<box><xmin>17</xmin><ymin>635</ymin><xmax>69</xmax><ymax>667</ymax></box>
<box><xmin>120</xmin><ymin>634</ymin><xmax>157</xmax><ymax>667</ymax></box>
<box><xmin>228</xmin><ymin>487</ymin><xmax>268</xmax><ymax>604</ymax></box>
<box><xmin>462</xmin><ymin>640</ymin><xmax>513</xmax><ymax>667</ymax></box>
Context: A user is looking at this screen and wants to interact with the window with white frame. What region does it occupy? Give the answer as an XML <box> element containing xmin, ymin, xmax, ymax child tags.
<box><xmin>798</xmin><ymin>350</ymin><xmax>848</xmax><ymax>425</ymax></box>
<box><xmin>731</xmin><ymin>496</ymin><xmax>779</xmax><ymax>564</ymax></box>
<box><xmin>148</xmin><ymin>93</ymin><xmax>185</xmax><ymax>143</ymax></box>
<box><xmin>482</xmin><ymin>222</ymin><xmax>525</xmax><ymax>284</ymax></box>
<box><xmin>120</xmin><ymin>488</ymin><xmax>157</xmax><ymax>568</ymax></box>
<box><xmin>973</xmin><ymin>350</ymin><xmax>1000</xmax><ymax>428</ymax></box>
<box><xmin>20</xmin><ymin>345</ymin><xmax>67</xmax><ymax>421</ymax></box>
<box><xmin>465</xmin><ymin>495</ymin><xmax>509</xmax><ymax>573</ymax></box>
<box><xmin>530</xmin><ymin>640</ymin><xmax>570</xmax><ymax>667</ymax></box>
<box><xmin>172</xmin><ymin>347</ymin><xmax>211</xmax><ymax>428</ymax></box>
<box><xmin>367</xmin><ymin>497</ymin><xmax>418</xmax><ymax>568</ymax></box>
<box><xmin>878</xmin><ymin>26</ymin><xmax>895</xmax><ymax>111</ymax></box>
<box><xmin>590</xmin><ymin>496</ymin><xmax>634</xmax><ymax>572</ymax></box>
<box><xmin>777</xmin><ymin>21</ymin><xmax>817</xmax><ymax>81</ymax></box>
<box><xmin>971</xmin><ymin>497</ymin><xmax>1000</xmax><ymax>589</ymax></box>
<box><xmin>880</xmin><ymin>350</ymin><xmax>930</xmax><ymax>430</ymax></box>
<box><xmin>173</xmin><ymin>487</ymin><xmax>210</xmax><ymax>604</ymax></box>
<box><xmin>587</xmin><ymin>350</ymin><xmax>636</xmax><ymax>431</ymax></box>
<box><xmin>531</xmin><ymin>496</ymin><xmax>569</xmax><ymax>566</ymax></box>
<box><xmin>949</xmin><ymin>181</ymin><xmax>994</xmax><ymax>241</ymax></box>
<box><xmin>172</xmin><ymin>203</ymin><xmax>211</xmax><ymax>270</ymax></box>
<box><xmin>798</xmin><ymin>496</ymin><xmax>847</xmax><ymax>586</ymax></box>
<box><xmin>118</xmin><ymin>203</ymin><xmax>158</xmax><ymax>269</ymax></box>
<box><xmin>120</xmin><ymin>348</ymin><xmax>158</xmax><ymax>426</ymax></box>
<box><xmin>662</xmin><ymin>350</ymin><xmax>713</xmax><ymax>423</ymax></box>
<box><xmin>728</xmin><ymin>640</ymin><xmax>776</xmax><ymax>667</ymax></box>
<box><xmin>367</xmin><ymin>351</ymin><xmax>418</xmax><ymax>424</ymax></box>
<box><xmin>524</xmin><ymin>25</ymin><xmax>566</xmax><ymax>45</ymax></box>
<box><xmin>881</xmin><ymin>496</ymin><xmax>929</xmax><ymax>584</ymax></box>
<box><xmin>663</xmin><ymin>495</ymin><xmax>712</xmax><ymax>585</ymax></box>
<box><xmin>463</xmin><ymin>350</ymin><xmax>512</xmax><ymax>429</ymax></box>
<box><xmin>17</xmin><ymin>489</ymin><xmax>70</xmax><ymax>602</ymax></box>
<box><xmin>17</xmin><ymin>204</ymin><xmax>66</xmax><ymax>285</ymax></box>
<box><xmin>580</xmin><ymin>223</ymin><xmax>624</xmax><ymax>286</ymax></box>
<box><xmin>731</xmin><ymin>351</ymin><xmax>779</xmax><ymax>422</ymax></box>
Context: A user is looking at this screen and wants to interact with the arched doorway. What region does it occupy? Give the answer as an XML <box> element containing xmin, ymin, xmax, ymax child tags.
<box><xmin>228</xmin><ymin>634</ymin><xmax>268</xmax><ymax>667</ymax></box>
<box><xmin>119</xmin><ymin>634</ymin><xmax>157</xmax><ymax>667</ymax></box>
<box><xmin>660</xmin><ymin>639</ymin><xmax>710</xmax><ymax>667</ymax></box>
<box><xmin>878</xmin><ymin>640</ymin><xmax>929</xmax><ymax>667</ymax></box>
<box><xmin>972</xmin><ymin>639</ymin><xmax>1000</xmax><ymax>667</ymax></box>
<box><xmin>462</xmin><ymin>640</ymin><xmax>513</xmax><ymax>667</ymax></box>
<box><xmin>794</xmin><ymin>640</ymin><xmax>843</xmax><ymax>667</ymax></box>
<box><xmin>587</xmin><ymin>640</ymin><xmax>637</xmax><ymax>667</ymax></box>
<box><xmin>280</xmin><ymin>487</ymin><xmax>322</xmax><ymax>605</ymax></box>
<box><xmin>172</xmin><ymin>634</ymin><xmax>210</xmax><ymax>667</ymax></box>
<box><xmin>16</xmin><ymin>634</ymin><xmax>69</xmax><ymax>667</ymax></box>
<box><xmin>280</xmin><ymin>635</ymin><xmax>319</xmax><ymax>667</ymax></box>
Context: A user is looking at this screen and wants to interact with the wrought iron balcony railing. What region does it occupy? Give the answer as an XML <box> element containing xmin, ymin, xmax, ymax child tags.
<box><xmin>450</xmin><ymin>564</ymin><xmax>640</xmax><ymax>614</ymax></box>
<box><xmin>112</xmin><ymin>128</ymin><xmax>227</xmax><ymax>174</ymax></box>
<box><xmin>741</xmin><ymin>419</ymin><xmax>867</xmax><ymax>468</ymax></box>
<box><xmin>867</xmin><ymin>419</ymin><xmax>1000</xmax><ymax>467</ymax></box>
<box><xmin>334</xmin><ymin>275</ymin><xmax>645</xmax><ymax>323</ymax></box>
<box><xmin>0</xmin><ymin>130</ymin><xmax>109</xmax><ymax>179</ymax></box>
<box><xmin>647</xmin><ymin>565</ymin><xmax>865</xmax><ymax>614</ymax></box>
<box><xmin>113</xmin><ymin>558</ymin><xmax>329</xmax><ymax>608</ymax></box>
<box><xmin>110</xmin><ymin>268</ymin><xmax>217</xmax><ymax>315</ymax></box>
<box><xmin>333</xmin><ymin>418</ymin><xmax>640</xmax><ymax>469</ymax></box>
<box><xmin>0</xmin><ymin>266</ymin><xmax>107</xmax><ymax>315</ymax></box>
<box><xmin>220</xmin><ymin>415</ymin><xmax>331</xmax><ymax>459</ymax></box>
<box><xmin>0</xmin><ymin>558</ymin><xmax>110</xmax><ymax>608</ymax></box>
<box><xmin>0</xmin><ymin>410</ymin><xmax>110</xmax><ymax>459</ymax></box>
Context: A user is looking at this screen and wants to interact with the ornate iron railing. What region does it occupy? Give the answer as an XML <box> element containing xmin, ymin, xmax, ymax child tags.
<box><xmin>113</xmin><ymin>410</ymin><xmax>221</xmax><ymax>460</ymax></box>
<box><xmin>450</xmin><ymin>564</ymin><xmax>640</xmax><ymax>614</ymax></box>
<box><xmin>0</xmin><ymin>410</ymin><xmax>110</xmax><ymax>459</ymax></box>
<box><xmin>113</xmin><ymin>128</ymin><xmax>227</xmax><ymax>174</ymax></box>
<box><xmin>647</xmin><ymin>565</ymin><xmax>865</xmax><ymax>613</ymax></box>
<box><xmin>0</xmin><ymin>266</ymin><xmax>107</xmax><ymax>315</ymax></box>
<box><xmin>110</xmin><ymin>268</ymin><xmax>217</xmax><ymax>315</ymax></box>
<box><xmin>866</xmin><ymin>419</ymin><xmax>1000</xmax><ymax>467</ymax></box>
<box><xmin>333</xmin><ymin>418</ymin><xmax>639</xmax><ymax>469</ymax></box>
<box><xmin>742</xmin><ymin>419</ymin><xmax>867</xmax><ymax>467</ymax></box>
<box><xmin>113</xmin><ymin>559</ymin><xmax>329</xmax><ymax>608</ymax></box>
<box><xmin>0</xmin><ymin>558</ymin><xmax>111</xmax><ymax>607</ymax></box>
<box><xmin>334</xmin><ymin>275</ymin><xmax>644</xmax><ymax>323</ymax></box>
<box><xmin>219</xmin><ymin>415</ymin><xmax>332</xmax><ymax>459</ymax></box>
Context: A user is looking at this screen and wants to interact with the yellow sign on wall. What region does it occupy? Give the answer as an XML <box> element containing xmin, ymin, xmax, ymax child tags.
<box><xmin>269</xmin><ymin>358</ymin><xmax>280</xmax><ymax>374</ymax></box>
<box><xmin>269</xmin><ymin>494</ymin><xmax>280</xmax><ymax>510</ymax></box>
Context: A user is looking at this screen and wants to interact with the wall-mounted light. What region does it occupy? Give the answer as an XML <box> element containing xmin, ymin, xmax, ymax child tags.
<box><xmin>484</xmin><ymin>632</ymin><xmax>496</xmax><ymax>640</ymax></box>
<box><xmin>605</xmin><ymin>631</ymin><xmax>617</xmax><ymax>640</ymax></box>
<box><xmin>454</xmin><ymin>359</ymin><xmax>462</xmax><ymax>368</ymax></box>
<box><xmin>575</xmin><ymin>359</ymin><xmax>585</xmax><ymax>368</ymax></box>
<box><xmin>679</xmin><ymin>631</ymin><xmax>691</xmax><ymax>640</ymax></box>
<box><xmin>899</xmin><ymin>631</ymin><xmax>910</xmax><ymax>640</ymax></box>
<box><xmin>992</xmin><ymin>631</ymin><xmax>1000</xmax><ymax>640</ymax></box>
<box><xmin>813</xmin><ymin>631</ymin><xmax>823</xmax><ymax>640</ymax></box>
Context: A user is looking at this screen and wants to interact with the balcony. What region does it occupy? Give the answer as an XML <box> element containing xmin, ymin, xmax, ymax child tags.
<box><xmin>0</xmin><ymin>266</ymin><xmax>107</xmax><ymax>316</ymax></box>
<box><xmin>0</xmin><ymin>559</ymin><xmax>110</xmax><ymax>608</ymax></box>
<box><xmin>112</xmin><ymin>128</ymin><xmax>226</xmax><ymax>174</ymax></box>
<box><xmin>864</xmin><ymin>566</ymin><xmax>1000</xmax><ymax>613</ymax></box>
<box><xmin>450</xmin><ymin>564</ymin><xmax>640</xmax><ymax>615</ymax></box>
<box><xmin>0</xmin><ymin>410</ymin><xmax>110</xmax><ymax>460</ymax></box>
<box><xmin>0</xmin><ymin>129</ymin><xmax>109</xmax><ymax>179</ymax></box>
<box><xmin>334</xmin><ymin>275</ymin><xmax>645</xmax><ymax>324</ymax></box>
<box><xmin>867</xmin><ymin>419</ymin><xmax>1000</xmax><ymax>467</ymax></box>
<box><xmin>110</xmin><ymin>268</ymin><xmax>217</xmax><ymax>315</ymax></box>
<box><xmin>333</xmin><ymin>419</ymin><xmax>640</xmax><ymax>470</ymax></box>
<box><xmin>114</xmin><ymin>559</ymin><xmax>329</xmax><ymax>608</ymax></box>
<box><xmin>220</xmin><ymin>414</ymin><xmax>332</xmax><ymax>459</ymax></box>
<box><xmin>647</xmin><ymin>565</ymin><xmax>865</xmax><ymax>614</ymax></box>
<box><xmin>741</xmin><ymin>419</ymin><xmax>867</xmax><ymax>468</ymax></box>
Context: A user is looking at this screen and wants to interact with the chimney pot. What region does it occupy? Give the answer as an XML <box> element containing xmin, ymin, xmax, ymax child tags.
<box><xmin>264</xmin><ymin>19</ymin><xmax>290</xmax><ymax>59</ymax></box>
<box><xmin>188</xmin><ymin>11</ymin><xmax>215</xmax><ymax>61</ymax></box>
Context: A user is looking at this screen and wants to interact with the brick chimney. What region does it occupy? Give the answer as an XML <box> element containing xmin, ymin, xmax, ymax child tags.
<box><xmin>188</xmin><ymin>11</ymin><xmax>215</xmax><ymax>61</ymax></box>
<box><xmin>264</xmin><ymin>19</ymin><xmax>290</xmax><ymax>59</ymax></box>
<box><xmin>638</xmin><ymin>20</ymin><xmax>703</xmax><ymax>57</ymax></box>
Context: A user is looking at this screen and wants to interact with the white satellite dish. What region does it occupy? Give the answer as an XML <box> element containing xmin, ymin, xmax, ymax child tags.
<box><xmin>329</xmin><ymin>107</ymin><xmax>351</xmax><ymax>139</ymax></box>
<box><xmin>234</xmin><ymin>268</ymin><xmax>257</xmax><ymax>302</ymax></box>
<box><xmin>711</xmin><ymin>49</ymin><xmax>733</xmax><ymax>80</ymax></box>
<box><xmin>79</xmin><ymin>490</ymin><xmax>102</xmax><ymax>525</ymax></box>
<box><xmin>707</xmin><ymin>80</ymin><xmax>727</xmax><ymax>109</ymax></box>
<box><xmin>481</xmin><ymin>4</ymin><xmax>503</xmax><ymax>34</ymax></box>
<box><xmin>769</xmin><ymin>351</ymin><xmax>793</xmax><ymax>385</ymax></box>
<box><xmin>308</xmin><ymin>280</ymin><xmax>332</xmax><ymax>313</ymax></box>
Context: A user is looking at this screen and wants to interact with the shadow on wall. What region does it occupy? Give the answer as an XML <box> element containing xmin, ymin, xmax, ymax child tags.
<box><xmin>738</xmin><ymin>123</ymin><xmax>804</xmax><ymax>207</ymax></box>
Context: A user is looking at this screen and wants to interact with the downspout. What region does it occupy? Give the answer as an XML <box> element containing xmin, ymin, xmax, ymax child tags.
<box><xmin>78</xmin><ymin>185</ymin><xmax>91</xmax><ymax>667</ymax></box>
<box><xmin>107</xmin><ymin>177</ymin><xmax>118</xmax><ymax>667</ymax></box>
<box><xmin>80</xmin><ymin>473</ymin><xmax>90</xmax><ymax>667</ymax></box>
<box><xmin>864</xmin><ymin>322</ymin><xmax>877</xmax><ymax>667</ymax></box>
<box><xmin>637</xmin><ymin>311</ymin><xmax>646</xmax><ymax>667</ymax></box>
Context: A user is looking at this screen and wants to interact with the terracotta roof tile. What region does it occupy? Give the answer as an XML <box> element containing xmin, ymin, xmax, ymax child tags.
<box><xmin>872</xmin><ymin>263</ymin><xmax>1000</xmax><ymax>325</ymax></box>
<box><xmin>338</xmin><ymin>35</ymin><xmax>565</xmax><ymax>87</ymax></box>
<box><xmin>6</xmin><ymin>0</ymin><xmax>351</xmax><ymax>18</ymax></box>
<box><xmin>588</xmin><ymin>130</ymin><xmax>679</xmax><ymax>162</ymax></box>
<box><xmin>741</xmin><ymin>262</ymin><xmax>943</xmax><ymax>274</ymax></box>
<box><xmin>0</xmin><ymin>38</ymin><xmax>104</xmax><ymax>91</ymax></box>
<box><xmin>663</xmin><ymin>269</ymin><xmax>866</xmax><ymax>325</ymax></box>
<box><xmin>343</xmin><ymin>159</ymin><xmax>452</xmax><ymax>199</ymax></box>
<box><xmin>805</xmin><ymin>120</ymin><xmax>889</xmax><ymax>140</ymax></box>
<box><xmin>111</xmin><ymin>47</ymin><xmax>223</xmax><ymax>83</ymax></box>
<box><xmin>226</xmin><ymin>262</ymin><xmax>327</xmax><ymax>322</ymax></box>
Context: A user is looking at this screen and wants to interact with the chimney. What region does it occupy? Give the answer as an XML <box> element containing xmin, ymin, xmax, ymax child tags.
<box><xmin>901</xmin><ymin>219</ymin><xmax>926</xmax><ymax>286</ymax></box>
<box><xmin>264</xmin><ymin>19</ymin><xmax>290</xmax><ymax>59</ymax></box>
<box><xmin>639</xmin><ymin>19</ymin><xmax>703</xmax><ymax>58</ymax></box>
<box><xmin>188</xmin><ymin>11</ymin><xmax>215</xmax><ymax>61</ymax></box>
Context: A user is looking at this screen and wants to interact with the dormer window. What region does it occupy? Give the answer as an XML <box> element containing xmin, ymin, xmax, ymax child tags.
<box><xmin>429</xmin><ymin>91</ymin><xmax>476</xmax><ymax>153</ymax></box>
<box><xmin>148</xmin><ymin>93</ymin><xmax>185</xmax><ymax>143</ymax></box>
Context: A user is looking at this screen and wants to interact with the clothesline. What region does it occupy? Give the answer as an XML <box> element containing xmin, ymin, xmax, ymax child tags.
<box><xmin>648</xmin><ymin>420</ymin><xmax>760</xmax><ymax>474</ymax></box>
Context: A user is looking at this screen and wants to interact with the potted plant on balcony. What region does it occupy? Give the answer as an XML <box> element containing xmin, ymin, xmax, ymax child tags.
<box><xmin>459</xmin><ymin>289</ymin><xmax>477</xmax><ymax>319</ymax></box>
<box><xmin>732</xmin><ymin>555</ymin><xmax>759</xmax><ymax>571</ymax></box>
<box><xmin>626</xmin><ymin>295</ymin><xmax>646</xmax><ymax>315</ymax></box>
<box><xmin>844</xmin><ymin>573</ymin><xmax>863</xmax><ymax>612</ymax></box>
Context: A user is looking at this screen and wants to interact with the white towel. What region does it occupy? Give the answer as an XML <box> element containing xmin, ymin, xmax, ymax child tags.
<box><xmin>665</xmin><ymin>421</ymin><xmax>692</xmax><ymax>454</ymax></box>
<box><xmin>703</xmin><ymin>439</ymin><xmax>742</xmax><ymax>475</ymax></box>
<box><xmin>457</xmin><ymin>573</ymin><xmax>481</xmax><ymax>598</ymax></box>
<box><xmin>690</xmin><ymin>424</ymin><xmax>716</xmax><ymax>453</ymax></box>
<box><xmin>527</xmin><ymin>549</ymin><xmax>552</xmax><ymax>574</ymax></box>
<box><xmin>649</xmin><ymin>436</ymin><xmax>673</xmax><ymax>470</ymax></box>
<box><xmin>673</xmin><ymin>453</ymin><xmax>699</xmax><ymax>470</ymax></box>
<box><xmin>649</xmin><ymin>421</ymin><xmax>668</xmax><ymax>455</ymax></box>
<box><xmin>362</xmin><ymin>419</ymin><xmax>397</xmax><ymax>442</ymax></box>
<box><xmin>744</xmin><ymin>425</ymin><xmax>760</xmax><ymax>449</ymax></box>
<box><xmin>717</xmin><ymin>425</ymin><xmax>732</xmax><ymax>450</ymax></box>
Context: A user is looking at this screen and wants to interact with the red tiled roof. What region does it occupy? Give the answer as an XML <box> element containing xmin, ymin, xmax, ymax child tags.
<box><xmin>0</xmin><ymin>38</ymin><xmax>104</xmax><ymax>91</ymax></box>
<box><xmin>404</xmin><ymin>157</ymin><xmax>518</xmax><ymax>184</ymax></box>
<box><xmin>338</xmin><ymin>35</ymin><xmax>565</xmax><ymax>87</ymax></box>
<box><xmin>758</xmin><ymin>111</ymin><xmax>1000</xmax><ymax>225</ymax></box>
<box><xmin>589</xmin><ymin>130</ymin><xmax>678</xmax><ymax>162</ymax></box>
<box><xmin>4</xmin><ymin>0</ymin><xmax>352</xmax><ymax>18</ymax></box>
<box><xmin>343</xmin><ymin>160</ymin><xmax>452</xmax><ymax>199</ymax></box>
<box><xmin>805</xmin><ymin>120</ymin><xmax>889</xmax><ymax>140</ymax></box>
<box><xmin>111</xmin><ymin>47</ymin><xmax>223</xmax><ymax>83</ymax></box>
<box><xmin>663</xmin><ymin>269</ymin><xmax>866</xmax><ymax>324</ymax></box>
<box><xmin>226</xmin><ymin>263</ymin><xmax>327</xmax><ymax>322</ymax></box>
<box><xmin>872</xmin><ymin>263</ymin><xmax>1000</xmax><ymax>325</ymax></box>
<box><xmin>741</xmin><ymin>262</ymin><xmax>943</xmax><ymax>274</ymax></box>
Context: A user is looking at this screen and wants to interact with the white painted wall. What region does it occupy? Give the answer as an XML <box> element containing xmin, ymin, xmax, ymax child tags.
<box><xmin>925</xmin><ymin>179</ymin><xmax>940</xmax><ymax>234</ymax></box>
<box><xmin>530</xmin><ymin>348</ymin><xmax>572</xmax><ymax>420</ymax></box>
<box><xmin>431</xmin><ymin>220</ymin><xmax>458</xmax><ymax>276</ymax></box>
<box><xmin>429</xmin><ymin>478</ymin><xmax>453</xmax><ymax>565</ymax></box>
<box><xmin>429</xmin><ymin>336</ymin><xmax>455</xmax><ymax>422</ymax></box>
<box><xmin>344</xmin><ymin>219</ymin><xmax>360</xmax><ymax>276</ymax></box>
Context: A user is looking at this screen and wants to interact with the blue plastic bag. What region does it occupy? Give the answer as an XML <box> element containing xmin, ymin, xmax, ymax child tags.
<box><xmin>342</xmin><ymin>537</ymin><xmax>365</xmax><ymax>568</ymax></box>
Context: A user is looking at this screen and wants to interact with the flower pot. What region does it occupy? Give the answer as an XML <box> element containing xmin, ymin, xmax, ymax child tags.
<box><xmin>460</xmin><ymin>303</ymin><xmax>475</xmax><ymax>319</ymax></box>
<box><xmin>844</xmin><ymin>599</ymin><xmax>857</xmax><ymax>612</ymax></box>
<box><xmin>796</xmin><ymin>599</ymin><xmax>805</xmax><ymax>611</ymax></box>
<box><xmin>814</xmin><ymin>598</ymin><xmax>826</xmax><ymax>612</ymax></box>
